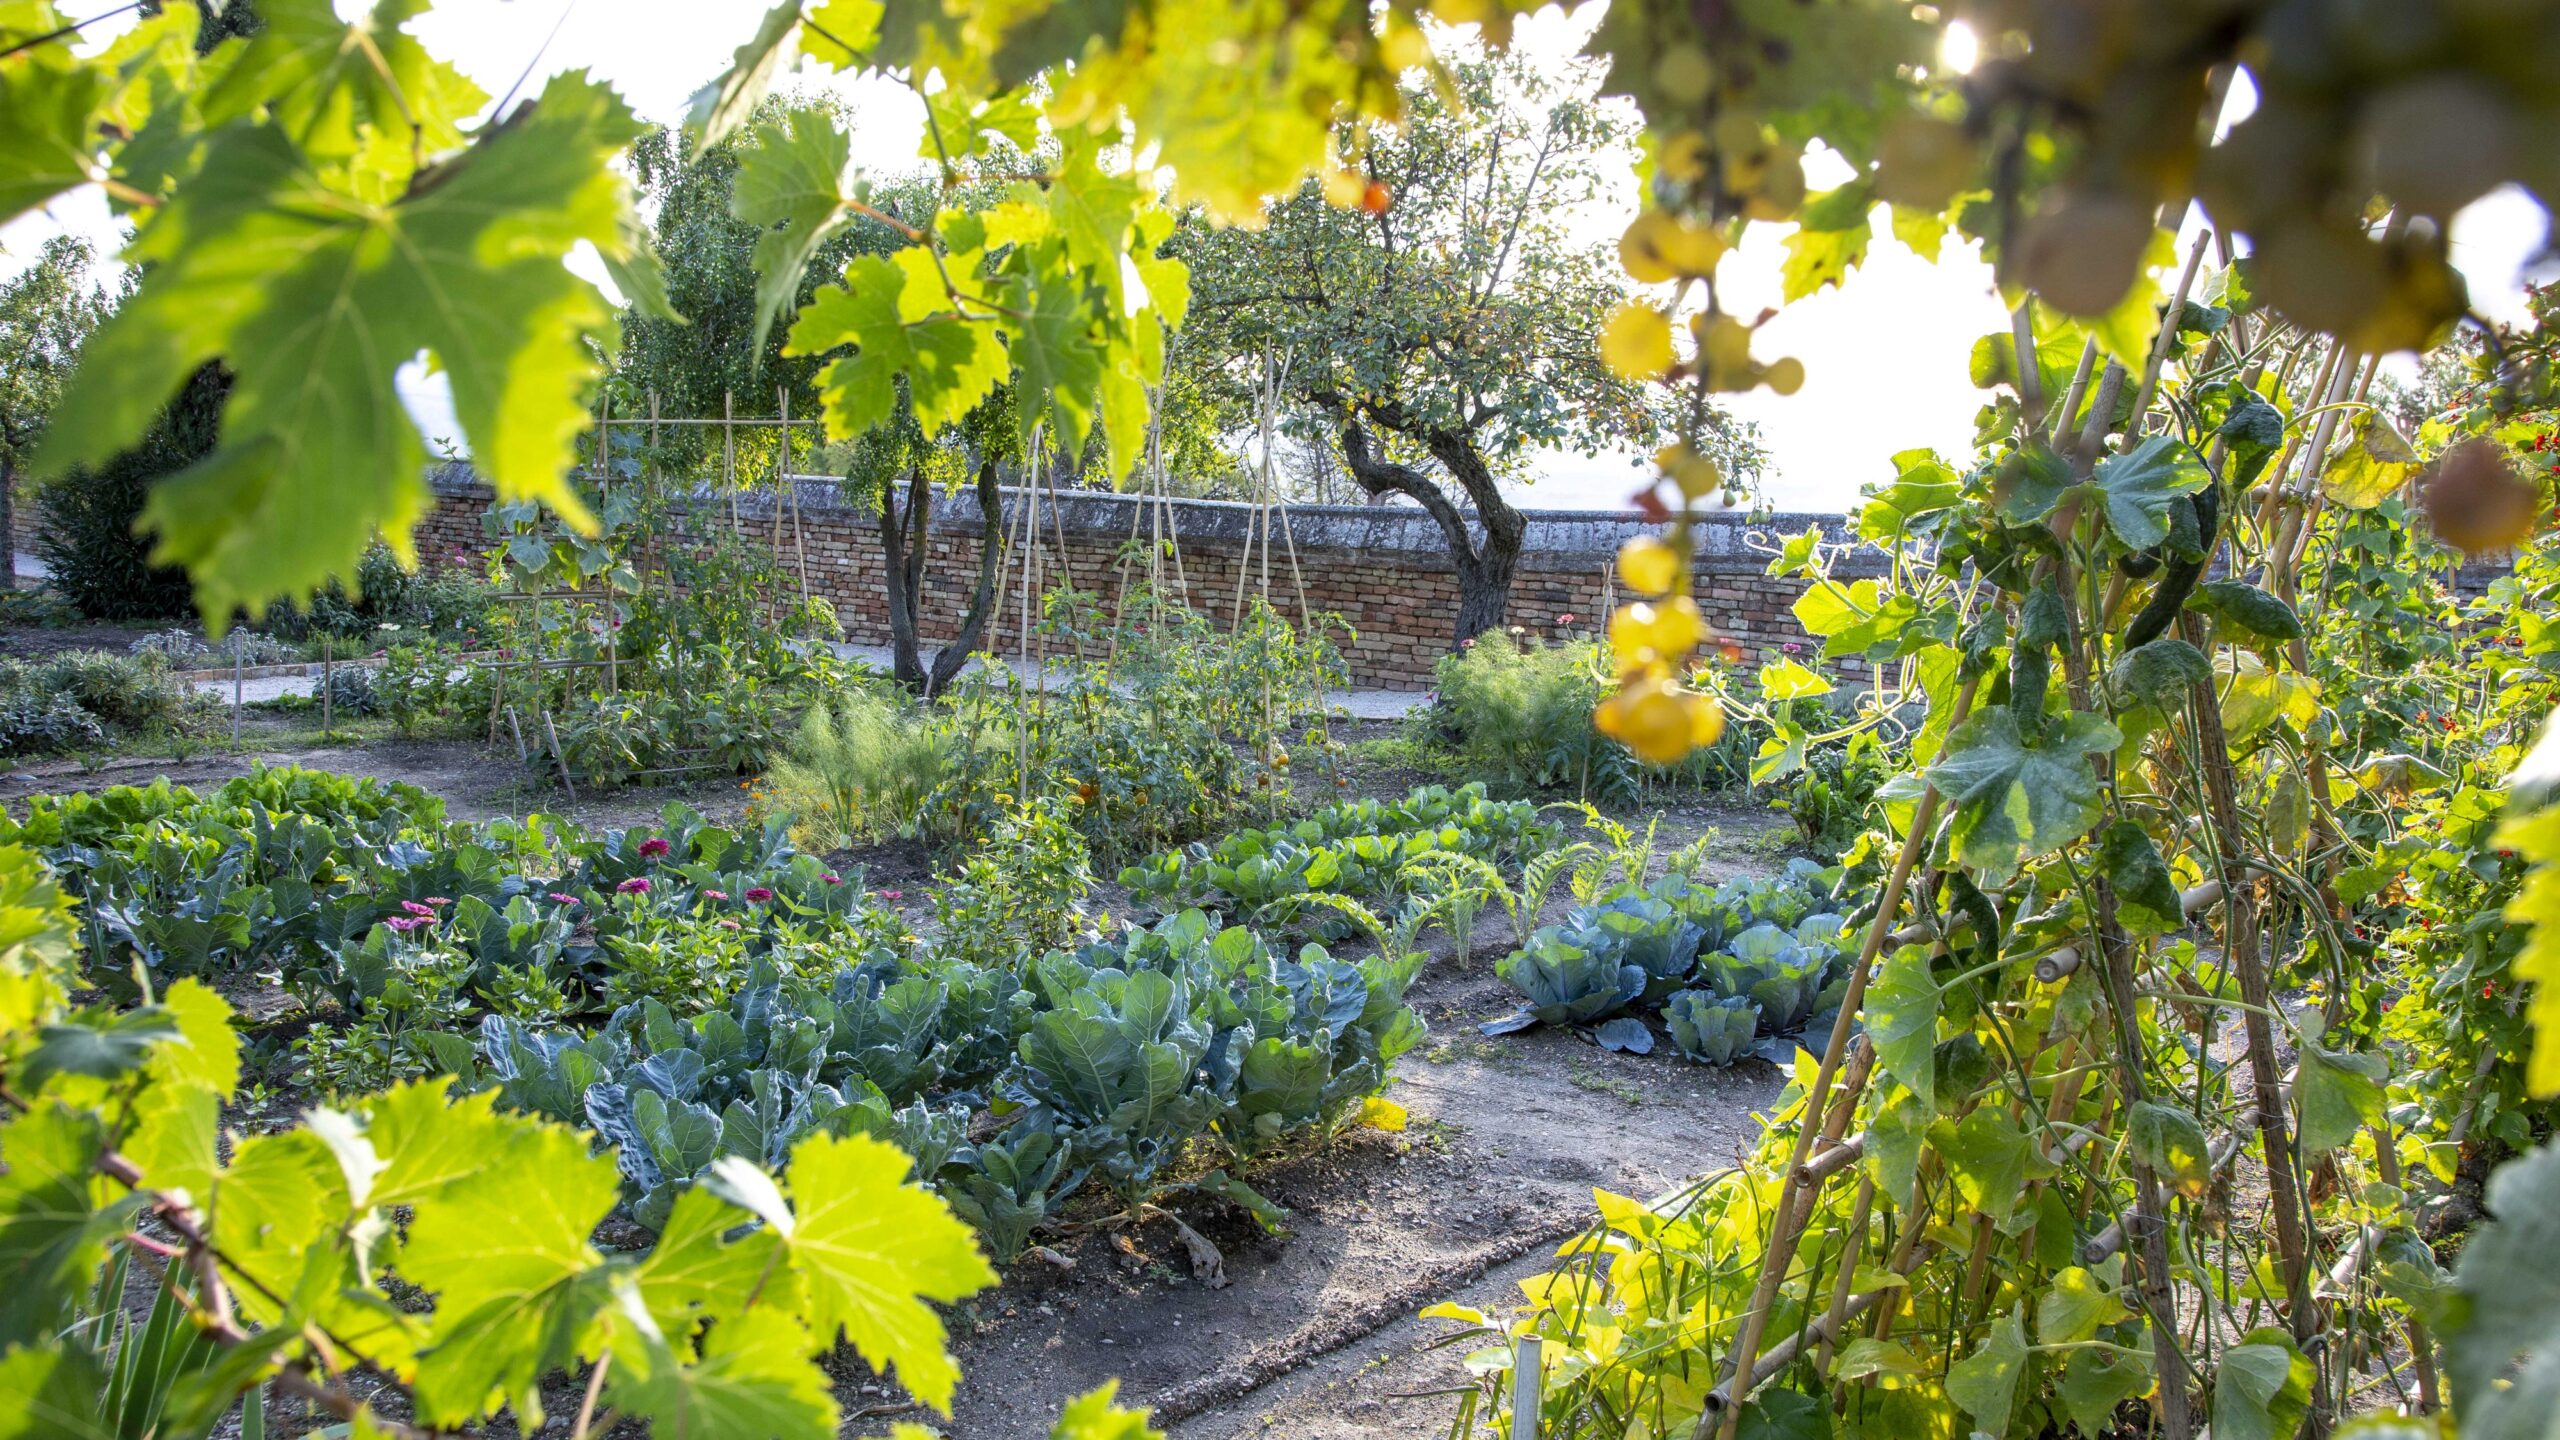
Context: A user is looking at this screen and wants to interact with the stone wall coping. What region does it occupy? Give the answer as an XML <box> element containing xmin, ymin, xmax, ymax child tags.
<box><xmin>424</xmin><ymin>462</ymin><xmax>1888</xmax><ymax>575</ymax></box>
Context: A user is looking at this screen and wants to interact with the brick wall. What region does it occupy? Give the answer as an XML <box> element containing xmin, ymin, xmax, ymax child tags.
<box><xmin>412</xmin><ymin>464</ymin><xmax>1889</xmax><ymax>689</ymax></box>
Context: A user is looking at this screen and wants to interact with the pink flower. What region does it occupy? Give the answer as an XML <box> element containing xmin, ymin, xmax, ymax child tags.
<box><xmin>637</xmin><ymin>837</ymin><xmax>671</xmax><ymax>859</ymax></box>
<box><xmin>617</xmin><ymin>877</ymin><xmax>652</xmax><ymax>895</ymax></box>
<box><xmin>400</xmin><ymin>900</ymin><xmax>436</xmax><ymax>919</ymax></box>
<box><xmin>382</xmin><ymin>915</ymin><xmax>430</xmax><ymax>933</ymax></box>
<box><xmin>1782</xmin><ymin>642</ymin><xmax>1802</xmax><ymax>655</ymax></box>
<box><xmin>702</xmin><ymin>888</ymin><xmax>730</xmax><ymax>901</ymax></box>
<box><xmin>1460</xmin><ymin>637</ymin><xmax>1477</xmax><ymax>649</ymax></box>
<box><xmin>547</xmin><ymin>891</ymin><xmax>581</xmax><ymax>905</ymax></box>
<box><xmin>745</xmin><ymin>887</ymin><xmax>774</xmax><ymax>903</ymax></box>
<box><xmin>821</xmin><ymin>872</ymin><xmax>842</xmax><ymax>886</ymax></box>
<box><xmin>717</xmin><ymin>918</ymin><xmax>742</xmax><ymax>930</ymax></box>
<box><xmin>879</xmin><ymin>889</ymin><xmax>904</xmax><ymax>901</ymax></box>
<box><xmin>422</xmin><ymin>896</ymin><xmax>452</xmax><ymax>907</ymax></box>
<box><xmin>1556</xmin><ymin>613</ymin><xmax>1575</xmax><ymax>625</ymax></box>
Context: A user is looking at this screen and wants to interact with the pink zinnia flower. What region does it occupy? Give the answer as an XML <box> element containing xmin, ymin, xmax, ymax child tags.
<box><xmin>717</xmin><ymin>918</ymin><xmax>741</xmax><ymax>931</ymax></box>
<box><xmin>879</xmin><ymin>889</ymin><xmax>903</xmax><ymax>901</ymax></box>
<box><xmin>1556</xmin><ymin>613</ymin><xmax>1575</xmax><ymax>625</ymax></box>
<box><xmin>821</xmin><ymin>872</ymin><xmax>842</xmax><ymax>886</ymax></box>
<box><xmin>400</xmin><ymin>900</ymin><xmax>436</xmax><ymax>919</ymax></box>
<box><xmin>745</xmin><ymin>887</ymin><xmax>774</xmax><ymax>903</ymax></box>
<box><xmin>637</xmin><ymin>837</ymin><xmax>671</xmax><ymax>859</ymax></box>
<box><xmin>703</xmin><ymin>888</ymin><xmax>730</xmax><ymax>901</ymax></box>
<box><xmin>383</xmin><ymin>915</ymin><xmax>430</xmax><ymax>933</ymax></box>
<box><xmin>547</xmin><ymin>892</ymin><xmax>580</xmax><ymax>905</ymax></box>
<box><xmin>422</xmin><ymin>896</ymin><xmax>452</xmax><ymax>907</ymax></box>
<box><xmin>617</xmin><ymin>877</ymin><xmax>652</xmax><ymax>895</ymax></box>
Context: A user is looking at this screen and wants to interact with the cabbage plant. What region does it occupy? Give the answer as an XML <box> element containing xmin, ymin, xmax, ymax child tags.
<box><xmin>1665</xmin><ymin>990</ymin><xmax>1759</xmax><ymax>1065</ymax></box>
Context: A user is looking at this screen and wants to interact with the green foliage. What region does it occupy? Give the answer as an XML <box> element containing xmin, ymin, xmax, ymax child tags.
<box><xmin>34</xmin><ymin>362</ymin><xmax>223</xmax><ymax>621</ymax></box>
<box><xmin>0</xmin><ymin>649</ymin><xmax>210</xmax><ymax>757</ymax></box>
<box><xmin>759</xmin><ymin>687</ymin><xmax>949</xmax><ymax>848</ymax></box>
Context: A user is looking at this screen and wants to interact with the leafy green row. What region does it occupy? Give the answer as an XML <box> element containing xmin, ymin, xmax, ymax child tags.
<box><xmin>1487</xmin><ymin>860</ymin><xmax>1855</xmax><ymax>1066</ymax></box>
<box><xmin>1118</xmin><ymin>781</ymin><xmax>1559</xmax><ymax>936</ymax></box>
<box><xmin>468</xmin><ymin>909</ymin><xmax>1425</xmax><ymax>1258</ymax></box>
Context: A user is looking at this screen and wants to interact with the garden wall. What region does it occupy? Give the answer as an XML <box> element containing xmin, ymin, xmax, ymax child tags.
<box><xmin>410</xmin><ymin>464</ymin><xmax>1882</xmax><ymax>689</ymax></box>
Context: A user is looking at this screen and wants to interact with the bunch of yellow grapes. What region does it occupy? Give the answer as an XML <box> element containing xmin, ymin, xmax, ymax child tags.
<box><xmin>1595</xmin><ymin>529</ymin><xmax>1725</xmax><ymax>765</ymax></box>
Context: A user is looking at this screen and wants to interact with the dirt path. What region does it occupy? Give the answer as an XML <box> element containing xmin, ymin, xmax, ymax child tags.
<box><xmin>933</xmin><ymin>918</ymin><xmax>1791</xmax><ymax>1439</ymax></box>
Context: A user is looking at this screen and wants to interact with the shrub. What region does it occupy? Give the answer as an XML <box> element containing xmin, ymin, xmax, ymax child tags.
<box><xmin>0</xmin><ymin>649</ymin><xmax>209</xmax><ymax>755</ymax></box>
<box><xmin>759</xmin><ymin>687</ymin><xmax>949</xmax><ymax>847</ymax></box>
<box><xmin>129</xmin><ymin>628</ymin><xmax>301</xmax><ymax>668</ymax></box>
<box><xmin>1422</xmin><ymin>632</ymin><xmax>1760</xmax><ymax>801</ymax></box>
<box><xmin>34</xmin><ymin>363</ymin><xmax>223</xmax><ymax>621</ymax></box>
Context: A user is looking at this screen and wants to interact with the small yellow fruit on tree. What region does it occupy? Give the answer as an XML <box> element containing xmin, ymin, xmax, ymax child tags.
<box><xmin>1601</xmin><ymin>302</ymin><xmax>1677</xmax><ymax>379</ymax></box>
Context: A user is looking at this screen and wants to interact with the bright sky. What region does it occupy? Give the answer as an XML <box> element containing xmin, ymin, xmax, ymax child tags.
<box><xmin>3</xmin><ymin>1</ymin><xmax>2551</xmax><ymax>516</ymax></box>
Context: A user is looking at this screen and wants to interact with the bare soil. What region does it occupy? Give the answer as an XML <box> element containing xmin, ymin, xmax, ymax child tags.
<box><xmin>8</xmin><ymin>710</ymin><xmax>1807</xmax><ymax>1439</ymax></box>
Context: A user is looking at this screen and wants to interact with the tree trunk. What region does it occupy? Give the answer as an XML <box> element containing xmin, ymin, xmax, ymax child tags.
<box><xmin>0</xmin><ymin>455</ymin><xmax>16</xmax><ymax>593</ymax></box>
<box><xmin>926</xmin><ymin>459</ymin><xmax>1005</xmax><ymax>696</ymax></box>
<box><xmin>1327</xmin><ymin>407</ymin><xmax>1523</xmax><ymax>646</ymax></box>
<box><xmin>878</xmin><ymin>467</ymin><xmax>929</xmax><ymax>692</ymax></box>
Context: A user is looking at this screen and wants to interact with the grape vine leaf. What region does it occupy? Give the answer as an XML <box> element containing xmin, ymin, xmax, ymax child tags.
<box><xmin>38</xmin><ymin>72</ymin><xmax>649</xmax><ymax>623</ymax></box>
<box><xmin>788</xmin><ymin>252</ymin><xmax>1008</xmax><ymax>439</ymax></box>
<box><xmin>636</xmin><ymin>1183</ymin><xmax>791</xmax><ymax>1336</ymax></box>
<box><xmin>198</xmin><ymin>0</ymin><xmax>487</xmax><ymax>166</ymax></box>
<box><xmin>2088</xmin><ymin>435</ymin><xmax>2209</xmax><ymax>550</ymax></box>
<box><xmin>686</xmin><ymin>0</ymin><xmax>802</xmax><ymax>151</ymax></box>
<box><xmin>1925</xmin><ymin>708</ymin><xmax>2121</xmax><ymax>885</ymax></box>
<box><xmin>0</xmin><ymin>1338</ymin><xmax>111</xmax><ymax>1440</ymax></box>
<box><xmin>732</xmin><ymin>107</ymin><xmax>860</xmax><ymax>356</ymax></box>
<box><xmin>207</xmin><ymin>1128</ymin><xmax>350</xmax><ymax>1327</ymax></box>
<box><xmin>607</xmin><ymin>1303</ymin><xmax>839</xmax><ymax>1440</ymax></box>
<box><xmin>0</xmin><ymin>1104</ymin><xmax>123</xmax><ymax>1349</ymax></box>
<box><xmin>1005</xmin><ymin>265</ymin><xmax>1106</xmax><ymax>449</ymax></box>
<box><xmin>2213</xmin><ymin>1328</ymin><xmax>2314</xmax><ymax>1440</ymax></box>
<box><xmin>1048</xmin><ymin>1381</ymin><xmax>1166</xmax><ymax>1440</ymax></box>
<box><xmin>401</xmin><ymin>1120</ymin><xmax>620</xmax><ymax>1424</ymax></box>
<box><xmin>0</xmin><ymin>63</ymin><xmax>104</xmax><ymax>228</ymax></box>
<box><xmin>783</xmin><ymin>1131</ymin><xmax>998</xmax><ymax>1414</ymax></box>
<box><xmin>1780</xmin><ymin>192</ymin><xmax>1871</xmax><ymax>302</ymax></box>
<box><xmin>2448</xmin><ymin>1138</ymin><xmax>2560</xmax><ymax>1439</ymax></box>
<box><xmin>1944</xmin><ymin>1306</ymin><xmax>2029</xmax><ymax>1435</ymax></box>
<box><xmin>20</xmin><ymin>1008</ymin><xmax>178</xmax><ymax>1090</ymax></box>
<box><xmin>800</xmin><ymin>0</ymin><xmax>887</xmax><ymax>69</ymax></box>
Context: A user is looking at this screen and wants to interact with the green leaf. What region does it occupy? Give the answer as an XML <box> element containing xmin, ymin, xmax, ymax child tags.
<box><xmin>1830</xmin><ymin>1337</ymin><xmax>1924</xmax><ymax>1386</ymax></box>
<box><xmin>2449</xmin><ymin>1138</ymin><xmax>2560</xmax><ymax>1439</ymax></box>
<box><xmin>733</xmin><ymin>107</ymin><xmax>858</xmax><ymax>357</ymax></box>
<box><xmin>0</xmin><ymin>1339</ymin><xmax>112</xmax><ymax>1440</ymax></box>
<box><xmin>1932</xmin><ymin>1108</ymin><xmax>2032</xmax><ymax>1224</ymax></box>
<box><xmin>1781</xmin><ymin>211</ymin><xmax>1871</xmax><ymax>302</ymax></box>
<box><xmin>2190</xmin><ymin>580</ymin><xmax>2302</xmax><ymax>646</ymax></box>
<box><xmin>1993</xmin><ymin>442</ymin><xmax>2072</xmax><ymax>526</ymax></box>
<box><xmin>1925</xmin><ymin>708</ymin><xmax>2120</xmax><ymax>885</ymax></box>
<box><xmin>401</xmin><ymin>1119</ymin><xmax>621</xmax><ymax>1424</ymax></box>
<box><xmin>1864</xmin><ymin>947</ymin><xmax>1941</xmax><ymax>1116</ymax></box>
<box><xmin>2126</xmin><ymin>1101</ymin><xmax>2213</xmax><ymax>1199</ymax></box>
<box><xmin>607</xmin><ymin>1304</ymin><xmax>838</xmax><ymax>1440</ymax></box>
<box><xmin>1048</xmin><ymin>132</ymin><xmax>1142</xmax><ymax>277</ymax></box>
<box><xmin>1734</xmin><ymin>1387</ymin><xmax>1831</xmax><ymax>1440</ymax></box>
<box><xmin>198</xmin><ymin>0</ymin><xmax>487</xmax><ymax>164</ymax></box>
<box><xmin>2088</xmin><ymin>436</ymin><xmax>2209</xmax><ymax>550</ymax></box>
<box><xmin>1049</xmin><ymin>1380</ymin><xmax>1166</xmax><ymax>1440</ymax></box>
<box><xmin>2321</xmin><ymin>409</ymin><xmax>2420</xmax><ymax>511</ymax></box>
<box><xmin>637</xmin><ymin>1182</ymin><xmax>786</xmax><ymax>1337</ymax></box>
<box><xmin>798</xmin><ymin>0</ymin><xmax>886</xmax><ymax>68</ymax></box>
<box><xmin>2037</xmin><ymin>1266</ymin><xmax>2129</xmax><ymax>1345</ymax></box>
<box><xmin>2218</xmin><ymin>389</ymin><xmax>2285</xmax><ymax>489</ymax></box>
<box><xmin>0</xmin><ymin>1103</ymin><xmax>123</xmax><ymax>1350</ymax></box>
<box><xmin>2217</xmin><ymin>655</ymin><xmax>2322</xmax><ymax>745</ymax></box>
<box><xmin>2058</xmin><ymin>1347</ymin><xmax>2150</xmax><ymax>1436</ymax></box>
<box><xmin>2108</xmin><ymin>638</ymin><xmax>2210</xmax><ymax>708</ymax></box>
<box><xmin>40</xmin><ymin>72</ymin><xmax>646</xmax><ymax>621</ymax></box>
<box><xmin>785</xmin><ymin>1131</ymin><xmax>997</xmax><ymax>1415</ymax></box>
<box><xmin>151</xmin><ymin>978</ymin><xmax>241</xmax><ymax>1097</ymax></box>
<box><xmin>2213</xmin><ymin>1328</ymin><xmax>2314</xmax><ymax>1440</ymax></box>
<box><xmin>1758</xmin><ymin>656</ymin><xmax>1834</xmax><ymax>701</ymax></box>
<box><xmin>1944</xmin><ymin>1307</ymin><xmax>2029</xmax><ymax>1435</ymax></box>
<box><xmin>684</xmin><ymin>1</ymin><xmax>802</xmax><ymax>151</ymax></box>
<box><xmin>2095</xmin><ymin>821</ymin><xmax>2184</xmax><ymax>935</ymax></box>
<box><xmin>788</xmin><ymin>251</ymin><xmax>1008</xmax><ymax>438</ymax></box>
<box><xmin>21</xmin><ymin>1009</ymin><xmax>179</xmax><ymax>1090</ymax></box>
<box><xmin>1006</xmin><ymin>263</ymin><xmax>1105</xmax><ymax>450</ymax></box>
<box><xmin>0</xmin><ymin>63</ymin><xmax>105</xmax><ymax>229</ymax></box>
<box><xmin>2294</xmin><ymin>1036</ymin><xmax>2386</xmax><ymax>1154</ymax></box>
